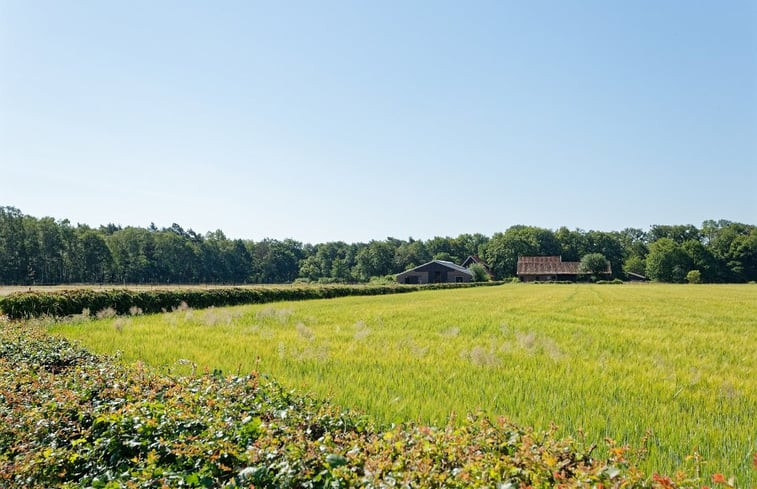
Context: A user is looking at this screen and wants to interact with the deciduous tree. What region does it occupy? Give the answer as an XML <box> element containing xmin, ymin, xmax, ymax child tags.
<box><xmin>645</xmin><ymin>238</ymin><xmax>691</xmax><ymax>283</ymax></box>
<box><xmin>579</xmin><ymin>253</ymin><xmax>610</xmax><ymax>278</ymax></box>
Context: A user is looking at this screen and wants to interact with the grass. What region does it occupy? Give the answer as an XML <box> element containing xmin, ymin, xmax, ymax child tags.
<box><xmin>48</xmin><ymin>283</ymin><xmax>757</xmax><ymax>484</ymax></box>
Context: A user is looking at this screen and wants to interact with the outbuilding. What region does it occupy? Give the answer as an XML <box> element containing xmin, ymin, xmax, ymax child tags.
<box><xmin>516</xmin><ymin>256</ymin><xmax>611</xmax><ymax>282</ymax></box>
<box><xmin>396</xmin><ymin>260</ymin><xmax>474</xmax><ymax>284</ymax></box>
<box><xmin>461</xmin><ymin>255</ymin><xmax>495</xmax><ymax>280</ymax></box>
<box><xmin>626</xmin><ymin>272</ymin><xmax>649</xmax><ymax>282</ymax></box>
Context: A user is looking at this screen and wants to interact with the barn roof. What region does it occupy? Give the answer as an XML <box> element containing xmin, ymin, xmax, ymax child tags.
<box><xmin>435</xmin><ymin>260</ymin><xmax>473</xmax><ymax>274</ymax></box>
<box><xmin>397</xmin><ymin>260</ymin><xmax>474</xmax><ymax>278</ymax></box>
<box><xmin>627</xmin><ymin>271</ymin><xmax>649</xmax><ymax>280</ymax></box>
<box><xmin>516</xmin><ymin>256</ymin><xmax>610</xmax><ymax>275</ymax></box>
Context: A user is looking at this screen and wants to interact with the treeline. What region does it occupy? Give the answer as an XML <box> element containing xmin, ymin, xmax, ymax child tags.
<box><xmin>1</xmin><ymin>206</ymin><xmax>755</xmax><ymax>284</ymax></box>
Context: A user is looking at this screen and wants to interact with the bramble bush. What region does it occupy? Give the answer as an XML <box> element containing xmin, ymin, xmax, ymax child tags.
<box><xmin>0</xmin><ymin>323</ymin><xmax>739</xmax><ymax>488</ymax></box>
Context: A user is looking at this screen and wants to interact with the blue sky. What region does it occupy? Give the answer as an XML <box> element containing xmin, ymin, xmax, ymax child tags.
<box><xmin>1</xmin><ymin>1</ymin><xmax>755</xmax><ymax>243</ymax></box>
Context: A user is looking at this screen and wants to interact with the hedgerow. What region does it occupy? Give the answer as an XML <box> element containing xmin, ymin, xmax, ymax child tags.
<box><xmin>0</xmin><ymin>282</ymin><xmax>504</xmax><ymax>320</ymax></box>
<box><xmin>0</xmin><ymin>324</ymin><xmax>733</xmax><ymax>488</ymax></box>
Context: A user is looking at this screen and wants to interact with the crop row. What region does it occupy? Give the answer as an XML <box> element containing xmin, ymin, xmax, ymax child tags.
<box><xmin>0</xmin><ymin>282</ymin><xmax>504</xmax><ymax>320</ymax></box>
<box><xmin>0</xmin><ymin>323</ymin><xmax>730</xmax><ymax>488</ymax></box>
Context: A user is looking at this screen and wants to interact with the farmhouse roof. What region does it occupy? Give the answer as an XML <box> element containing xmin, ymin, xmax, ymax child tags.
<box><xmin>462</xmin><ymin>255</ymin><xmax>485</xmax><ymax>268</ymax></box>
<box><xmin>462</xmin><ymin>255</ymin><xmax>495</xmax><ymax>276</ymax></box>
<box><xmin>516</xmin><ymin>256</ymin><xmax>610</xmax><ymax>275</ymax></box>
<box><xmin>397</xmin><ymin>260</ymin><xmax>474</xmax><ymax>277</ymax></box>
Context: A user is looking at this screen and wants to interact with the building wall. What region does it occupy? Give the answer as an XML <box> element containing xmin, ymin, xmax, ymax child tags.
<box><xmin>520</xmin><ymin>274</ymin><xmax>579</xmax><ymax>282</ymax></box>
<box><xmin>520</xmin><ymin>274</ymin><xmax>548</xmax><ymax>282</ymax></box>
<box><xmin>446</xmin><ymin>271</ymin><xmax>472</xmax><ymax>283</ymax></box>
<box><xmin>399</xmin><ymin>272</ymin><xmax>429</xmax><ymax>284</ymax></box>
<box><xmin>397</xmin><ymin>264</ymin><xmax>473</xmax><ymax>284</ymax></box>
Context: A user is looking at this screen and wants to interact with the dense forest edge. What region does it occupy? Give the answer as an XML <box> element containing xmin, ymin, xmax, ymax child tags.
<box><xmin>1</xmin><ymin>323</ymin><xmax>742</xmax><ymax>488</ymax></box>
<box><xmin>1</xmin><ymin>206</ymin><xmax>756</xmax><ymax>285</ymax></box>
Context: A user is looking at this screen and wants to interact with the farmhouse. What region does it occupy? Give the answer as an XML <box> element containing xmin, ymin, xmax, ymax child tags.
<box><xmin>517</xmin><ymin>256</ymin><xmax>611</xmax><ymax>282</ymax></box>
<box><xmin>396</xmin><ymin>260</ymin><xmax>473</xmax><ymax>284</ymax></box>
<box><xmin>461</xmin><ymin>255</ymin><xmax>495</xmax><ymax>280</ymax></box>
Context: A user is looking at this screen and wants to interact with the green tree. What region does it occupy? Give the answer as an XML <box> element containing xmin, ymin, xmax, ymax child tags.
<box><xmin>153</xmin><ymin>231</ymin><xmax>199</xmax><ymax>283</ymax></box>
<box><xmin>623</xmin><ymin>256</ymin><xmax>647</xmax><ymax>277</ymax></box>
<box><xmin>616</xmin><ymin>227</ymin><xmax>649</xmax><ymax>259</ymax></box>
<box><xmin>484</xmin><ymin>226</ymin><xmax>560</xmax><ymax>279</ymax></box>
<box><xmin>299</xmin><ymin>255</ymin><xmax>322</xmax><ymax>281</ymax></box>
<box><xmin>59</xmin><ymin>222</ymin><xmax>84</xmax><ymax>283</ymax></box>
<box><xmin>78</xmin><ymin>229</ymin><xmax>113</xmax><ymax>283</ymax></box>
<box><xmin>251</xmin><ymin>239</ymin><xmax>303</xmax><ymax>283</ymax></box>
<box><xmin>355</xmin><ymin>241</ymin><xmax>395</xmax><ymax>281</ymax></box>
<box><xmin>453</xmin><ymin>233</ymin><xmax>490</xmax><ymax>260</ymax></box>
<box><xmin>681</xmin><ymin>239</ymin><xmax>718</xmax><ymax>283</ymax></box>
<box><xmin>579</xmin><ymin>253</ymin><xmax>610</xmax><ymax>278</ymax></box>
<box><xmin>0</xmin><ymin>207</ymin><xmax>31</xmax><ymax>283</ymax></box>
<box><xmin>21</xmin><ymin>216</ymin><xmax>41</xmax><ymax>283</ymax></box>
<box><xmin>394</xmin><ymin>239</ymin><xmax>430</xmax><ymax>271</ymax></box>
<box><xmin>726</xmin><ymin>230</ymin><xmax>757</xmax><ymax>281</ymax></box>
<box><xmin>648</xmin><ymin>224</ymin><xmax>701</xmax><ymax>244</ymax></box>
<box><xmin>426</xmin><ymin>236</ymin><xmax>458</xmax><ymax>264</ymax></box>
<box><xmin>707</xmin><ymin>222</ymin><xmax>757</xmax><ymax>281</ymax></box>
<box><xmin>686</xmin><ymin>270</ymin><xmax>702</xmax><ymax>284</ymax></box>
<box><xmin>107</xmin><ymin>227</ymin><xmax>156</xmax><ymax>283</ymax></box>
<box><xmin>701</xmin><ymin>219</ymin><xmax>733</xmax><ymax>244</ymax></box>
<box><xmin>582</xmin><ymin>231</ymin><xmax>624</xmax><ymax>279</ymax></box>
<box><xmin>468</xmin><ymin>263</ymin><xmax>490</xmax><ymax>282</ymax></box>
<box><xmin>225</xmin><ymin>239</ymin><xmax>253</xmax><ymax>283</ymax></box>
<box><xmin>36</xmin><ymin>217</ymin><xmax>64</xmax><ymax>283</ymax></box>
<box><xmin>555</xmin><ymin>227</ymin><xmax>587</xmax><ymax>262</ymax></box>
<box><xmin>645</xmin><ymin>238</ymin><xmax>691</xmax><ymax>282</ymax></box>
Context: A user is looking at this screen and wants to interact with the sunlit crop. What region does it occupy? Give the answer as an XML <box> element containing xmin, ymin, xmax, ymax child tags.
<box><xmin>49</xmin><ymin>283</ymin><xmax>757</xmax><ymax>484</ymax></box>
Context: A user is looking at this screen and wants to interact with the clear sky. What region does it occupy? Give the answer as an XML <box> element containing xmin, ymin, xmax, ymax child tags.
<box><xmin>1</xmin><ymin>1</ymin><xmax>755</xmax><ymax>244</ymax></box>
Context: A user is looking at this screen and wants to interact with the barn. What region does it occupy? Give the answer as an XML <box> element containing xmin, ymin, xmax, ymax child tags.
<box><xmin>396</xmin><ymin>260</ymin><xmax>474</xmax><ymax>284</ymax></box>
<box><xmin>516</xmin><ymin>256</ymin><xmax>611</xmax><ymax>282</ymax></box>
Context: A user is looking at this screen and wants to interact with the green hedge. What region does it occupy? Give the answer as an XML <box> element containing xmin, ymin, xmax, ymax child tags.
<box><xmin>0</xmin><ymin>282</ymin><xmax>505</xmax><ymax>320</ymax></box>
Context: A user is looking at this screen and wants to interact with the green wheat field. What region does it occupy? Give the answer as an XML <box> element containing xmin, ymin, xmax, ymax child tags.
<box><xmin>49</xmin><ymin>283</ymin><xmax>757</xmax><ymax>482</ymax></box>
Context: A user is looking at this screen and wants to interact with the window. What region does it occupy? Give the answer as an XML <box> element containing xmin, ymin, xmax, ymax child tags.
<box><xmin>455</xmin><ymin>276</ymin><xmax>463</xmax><ymax>283</ymax></box>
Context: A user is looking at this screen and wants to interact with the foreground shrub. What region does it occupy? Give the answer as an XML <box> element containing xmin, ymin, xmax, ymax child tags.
<box><xmin>0</xmin><ymin>324</ymin><xmax>734</xmax><ymax>488</ymax></box>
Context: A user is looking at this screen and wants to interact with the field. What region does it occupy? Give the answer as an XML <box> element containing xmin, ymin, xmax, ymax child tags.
<box><xmin>48</xmin><ymin>283</ymin><xmax>757</xmax><ymax>483</ymax></box>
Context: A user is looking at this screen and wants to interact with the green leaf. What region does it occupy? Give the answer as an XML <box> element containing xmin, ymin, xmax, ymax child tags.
<box><xmin>325</xmin><ymin>453</ymin><xmax>348</xmax><ymax>468</ymax></box>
